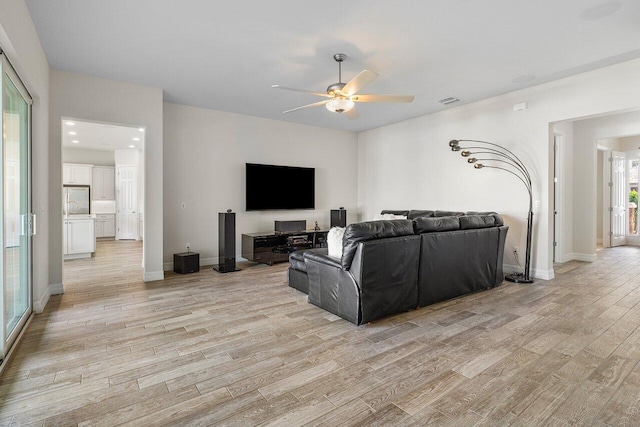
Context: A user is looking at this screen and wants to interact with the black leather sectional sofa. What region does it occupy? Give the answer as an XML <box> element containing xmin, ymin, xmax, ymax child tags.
<box><xmin>288</xmin><ymin>210</ymin><xmax>508</xmax><ymax>325</ymax></box>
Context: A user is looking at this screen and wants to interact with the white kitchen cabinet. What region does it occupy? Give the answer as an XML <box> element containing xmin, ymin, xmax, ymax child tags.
<box><xmin>95</xmin><ymin>214</ymin><xmax>115</xmax><ymax>238</ymax></box>
<box><xmin>92</xmin><ymin>167</ymin><xmax>115</xmax><ymax>200</ymax></box>
<box><xmin>63</xmin><ymin>218</ymin><xmax>95</xmax><ymax>259</ymax></box>
<box><xmin>63</xmin><ymin>163</ymin><xmax>93</xmax><ymax>185</ymax></box>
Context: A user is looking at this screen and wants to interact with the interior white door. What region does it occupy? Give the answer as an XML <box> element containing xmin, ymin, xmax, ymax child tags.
<box><xmin>611</xmin><ymin>151</ymin><xmax>626</xmax><ymax>247</ymax></box>
<box><xmin>116</xmin><ymin>165</ymin><xmax>138</xmax><ymax>240</ymax></box>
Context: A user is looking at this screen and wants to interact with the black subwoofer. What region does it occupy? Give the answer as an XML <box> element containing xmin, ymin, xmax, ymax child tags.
<box><xmin>214</xmin><ymin>211</ymin><xmax>240</xmax><ymax>273</ymax></box>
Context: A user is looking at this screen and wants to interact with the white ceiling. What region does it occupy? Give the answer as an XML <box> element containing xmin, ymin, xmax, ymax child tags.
<box><xmin>61</xmin><ymin>119</ymin><xmax>144</xmax><ymax>151</ymax></box>
<box><xmin>26</xmin><ymin>0</ymin><xmax>640</xmax><ymax>133</ymax></box>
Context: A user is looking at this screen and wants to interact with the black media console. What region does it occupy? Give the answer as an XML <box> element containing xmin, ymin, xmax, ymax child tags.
<box><xmin>242</xmin><ymin>230</ymin><xmax>328</xmax><ymax>265</ymax></box>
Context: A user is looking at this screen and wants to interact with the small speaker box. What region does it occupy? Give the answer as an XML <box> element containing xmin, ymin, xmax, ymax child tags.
<box><xmin>174</xmin><ymin>252</ymin><xmax>199</xmax><ymax>274</ymax></box>
<box><xmin>275</xmin><ymin>220</ymin><xmax>306</xmax><ymax>233</ymax></box>
<box><xmin>331</xmin><ymin>209</ymin><xmax>347</xmax><ymax>228</ymax></box>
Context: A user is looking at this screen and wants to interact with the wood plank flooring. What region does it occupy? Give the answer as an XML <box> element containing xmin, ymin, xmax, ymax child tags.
<box><xmin>2</xmin><ymin>241</ymin><xmax>640</xmax><ymax>425</ymax></box>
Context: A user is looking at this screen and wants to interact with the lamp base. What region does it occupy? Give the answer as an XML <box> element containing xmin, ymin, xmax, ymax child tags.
<box><xmin>505</xmin><ymin>273</ymin><xmax>534</xmax><ymax>284</ymax></box>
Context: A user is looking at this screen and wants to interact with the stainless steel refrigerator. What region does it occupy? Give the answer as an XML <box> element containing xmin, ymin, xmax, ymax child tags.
<box><xmin>63</xmin><ymin>185</ymin><xmax>90</xmax><ymax>216</ymax></box>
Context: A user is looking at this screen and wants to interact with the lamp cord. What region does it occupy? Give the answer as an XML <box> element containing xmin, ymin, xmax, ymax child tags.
<box><xmin>513</xmin><ymin>249</ymin><xmax>525</xmax><ymax>275</ymax></box>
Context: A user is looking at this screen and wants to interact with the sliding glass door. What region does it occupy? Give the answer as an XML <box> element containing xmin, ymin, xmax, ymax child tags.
<box><xmin>0</xmin><ymin>52</ymin><xmax>33</xmax><ymax>360</ymax></box>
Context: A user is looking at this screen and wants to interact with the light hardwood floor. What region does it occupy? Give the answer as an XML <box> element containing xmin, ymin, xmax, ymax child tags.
<box><xmin>2</xmin><ymin>241</ymin><xmax>640</xmax><ymax>425</ymax></box>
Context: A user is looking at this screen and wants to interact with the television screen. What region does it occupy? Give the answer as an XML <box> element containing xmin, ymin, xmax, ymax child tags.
<box><xmin>246</xmin><ymin>163</ymin><xmax>315</xmax><ymax>211</ymax></box>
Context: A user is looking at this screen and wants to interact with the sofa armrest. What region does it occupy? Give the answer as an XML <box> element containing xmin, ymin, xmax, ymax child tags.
<box><xmin>304</xmin><ymin>251</ymin><xmax>343</xmax><ymax>269</ymax></box>
<box><xmin>305</xmin><ymin>253</ymin><xmax>361</xmax><ymax>325</ymax></box>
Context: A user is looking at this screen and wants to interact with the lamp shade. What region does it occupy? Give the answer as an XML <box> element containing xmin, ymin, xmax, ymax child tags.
<box><xmin>326</xmin><ymin>97</ymin><xmax>355</xmax><ymax>113</ymax></box>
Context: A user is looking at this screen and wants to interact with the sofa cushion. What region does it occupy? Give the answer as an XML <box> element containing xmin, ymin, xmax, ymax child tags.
<box><xmin>460</xmin><ymin>215</ymin><xmax>496</xmax><ymax>229</ymax></box>
<box><xmin>434</xmin><ymin>210</ymin><xmax>465</xmax><ymax>217</ymax></box>
<box><xmin>289</xmin><ymin>248</ymin><xmax>328</xmax><ymax>273</ymax></box>
<box><xmin>342</xmin><ymin>219</ymin><xmax>415</xmax><ymax>270</ymax></box>
<box><xmin>414</xmin><ymin>216</ymin><xmax>460</xmax><ymax>233</ymax></box>
<box><xmin>408</xmin><ymin>210</ymin><xmax>435</xmax><ymax>219</ymax></box>
<box><xmin>465</xmin><ymin>211</ymin><xmax>504</xmax><ymax>226</ymax></box>
<box><xmin>327</xmin><ymin>227</ymin><xmax>346</xmax><ymax>258</ymax></box>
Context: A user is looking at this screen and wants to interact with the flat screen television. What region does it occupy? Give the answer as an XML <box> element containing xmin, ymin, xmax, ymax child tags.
<box><xmin>246</xmin><ymin>163</ymin><xmax>315</xmax><ymax>211</ymax></box>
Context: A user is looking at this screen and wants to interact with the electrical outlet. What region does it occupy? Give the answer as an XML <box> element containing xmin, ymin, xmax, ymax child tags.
<box><xmin>186</xmin><ymin>243</ymin><xmax>190</xmax><ymax>251</ymax></box>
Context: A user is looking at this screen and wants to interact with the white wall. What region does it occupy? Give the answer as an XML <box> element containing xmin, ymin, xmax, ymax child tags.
<box><xmin>63</xmin><ymin>147</ymin><xmax>115</xmax><ymax>166</ymax></box>
<box><xmin>0</xmin><ymin>0</ymin><xmax>51</xmax><ymax>312</ymax></box>
<box><xmin>163</xmin><ymin>102</ymin><xmax>358</xmax><ymax>268</ymax></box>
<box><xmin>358</xmin><ymin>58</ymin><xmax>640</xmax><ymax>280</ymax></box>
<box><xmin>50</xmin><ymin>70</ymin><xmax>163</xmax><ymax>283</ymax></box>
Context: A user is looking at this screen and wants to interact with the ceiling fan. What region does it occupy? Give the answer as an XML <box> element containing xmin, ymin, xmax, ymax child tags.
<box><xmin>272</xmin><ymin>53</ymin><xmax>414</xmax><ymax>120</ymax></box>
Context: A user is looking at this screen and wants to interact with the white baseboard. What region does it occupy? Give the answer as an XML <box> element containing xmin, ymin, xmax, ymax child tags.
<box><xmin>33</xmin><ymin>283</ymin><xmax>64</xmax><ymax>313</ymax></box>
<box><xmin>64</xmin><ymin>253</ymin><xmax>92</xmax><ymax>260</ymax></box>
<box><xmin>143</xmin><ymin>271</ymin><xmax>164</xmax><ymax>282</ymax></box>
<box><xmin>50</xmin><ymin>283</ymin><xmax>64</xmax><ymax>294</ymax></box>
<box><xmin>503</xmin><ymin>264</ymin><xmax>554</xmax><ymax>281</ymax></box>
<box><xmin>564</xmin><ymin>253</ymin><xmax>597</xmax><ymax>262</ymax></box>
<box><xmin>33</xmin><ymin>288</ymin><xmax>50</xmax><ymax>314</ymax></box>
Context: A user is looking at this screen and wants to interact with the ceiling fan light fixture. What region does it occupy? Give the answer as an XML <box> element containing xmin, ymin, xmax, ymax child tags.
<box><xmin>326</xmin><ymin>97</ymin><xmax>354</xmax><ymax>113</ymax></box>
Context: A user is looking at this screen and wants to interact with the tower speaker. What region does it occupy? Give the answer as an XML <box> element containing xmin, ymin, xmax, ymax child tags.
<box><xmin>214</xmin><ymin>210</ymin><xmax>240</xmax><ymax>273</ymax></box>
<box><xmin>331</xmin><ymin>208</ymin><xmax>347</xmax><ymax>228</ymax></box>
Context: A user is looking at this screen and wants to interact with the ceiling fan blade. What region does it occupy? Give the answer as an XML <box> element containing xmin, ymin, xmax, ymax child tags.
<box><xmin>344</xmin><ymin>107</ymin><xmax>359</xmax><ymax>120</ymax></box>
<box><xmin>352</xmin><ymin>94</ymin><xmax>415</xmax><ymax>103</ymax></box>
<box><xmin>283</xmin><ymin>99</ymin><xmax>330</xmax><ymax>114</ymax></box>
<box><xmin>341</xmin><ymin>70</ymin><xmax>379</xmax><ymax>96</ymax></box>
<box><xmin>272</xmin><ymin>85</ymin><xmax>331</xmax><ymax>98</ymax></box>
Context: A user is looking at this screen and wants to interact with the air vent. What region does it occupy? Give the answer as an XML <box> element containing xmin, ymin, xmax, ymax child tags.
<box><xmin>438</xmin><ymin>97</ymin><xmax>460</xmax><ymax>105</ymax></box>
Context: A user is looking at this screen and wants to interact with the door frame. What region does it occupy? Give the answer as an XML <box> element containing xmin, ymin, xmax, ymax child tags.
<box><xmin>599</xmin><ymin>146</ymin><xmax>612</xmax><ymax>247</ymax></box>
<box><xmin>0</xmin><ymin>52</ymin><xmax>33</xmax><ymax>358</ymax></box>
<box><xmin>553</xmin><ymin>133</ymin><xmax>564</xmax><ymax>263</ymax></box>
<box><xmin>610</xmin><ymin>150</ymin><xmax>627</xmax><ymax>247</ymax></box>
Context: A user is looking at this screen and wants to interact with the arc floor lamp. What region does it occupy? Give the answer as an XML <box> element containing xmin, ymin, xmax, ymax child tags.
<box><xmin>449</xmin><ymin>139</ymin><xmax>534</xmax><ymax>283</ymax></box>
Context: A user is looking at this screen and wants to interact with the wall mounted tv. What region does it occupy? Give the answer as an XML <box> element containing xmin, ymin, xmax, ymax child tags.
<box><xmin>246</xmin><ymin>163</ymin><xmax>315</xmax><ymax>211</ymax></box>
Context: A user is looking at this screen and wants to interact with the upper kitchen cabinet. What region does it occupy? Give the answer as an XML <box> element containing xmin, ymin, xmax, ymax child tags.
<box><xmin>92</xmin><ymin>166</ymin><xmax>115</xmax><ymax>200</ymax></box>
<box><xmin>63</xmin><ymin>163</ymin><xmax>93</xmax><ymax>185</ymax></box>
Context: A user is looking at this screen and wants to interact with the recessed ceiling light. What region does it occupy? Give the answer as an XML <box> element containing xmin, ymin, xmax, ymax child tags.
<box><xmin>132</xmin><ymin>137</ymin><xmax>140</xmax><ymax>141</ymax></box>
<box><xmin>579</xmin><ymin>1</ymin><xmax>622</xmax><ymax>20</ymax></box>
<box><xmin>128</xmin><ymin>145</ymin><xmax>135</xmax><ymax>148</ymax></box>
<box><xmin>65</xmin><ymin>121</ymin><xmax>75</xmax><ymax>126</ymax></box>
<box><xmin>138</xmin><ymin>128</ymin><xmax>144</xmax><ymax>132</ymax></box>
<box><xmin>71</xmin><ymin>140</ymin><xmax>79</xmax><ymax>144</ymax></box>
<box><xmin>68</xmin><ymin>131</ymin><xmax>77</xmax><ymax>135</ymax></box>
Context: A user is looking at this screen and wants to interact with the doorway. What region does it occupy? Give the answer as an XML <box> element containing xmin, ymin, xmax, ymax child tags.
<box><xmin>61</xmin><ymin>119</ymin><xmax>145</xmax><ymax>286</ymax></box>
<box><xmin>0</xmin><ymin>53</ymin><xmax>34</xmax><ymax>361</ymax></box>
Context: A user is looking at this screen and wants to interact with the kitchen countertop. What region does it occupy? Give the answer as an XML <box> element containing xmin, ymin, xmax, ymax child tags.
<box><xmin>65</xmin><ymin>214</ymin><xmax>96</xmax><ymax>219</ymax></box>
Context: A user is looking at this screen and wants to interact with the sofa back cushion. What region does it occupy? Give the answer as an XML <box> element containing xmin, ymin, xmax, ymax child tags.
<box><xmin>434</xmin><ymin>210</ymin><xmax>465</xmax><ymax>217</ymax></box>
<box><xmin>460</xmin><ymin>215</ymin><xmax>496</xmax><ymax>229</ymax></box>
<box><xmin>414</xmin><ymin>216</ymin><xmax>460</xmax><ymax>234</ymax></box>
<box><xmin>408</xmin><ymin>210</ymin><xmax>435</xmax><ymax>219</ymax></box>
<box><xmin>342</xmin><ymin>219</ymin><xmax>415</xmax><ymax>270</ymax></box>
<box><xmin>465</xmin><ymin>211</ymin><xmax>504</xmax><ymax>226</ymax></box>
